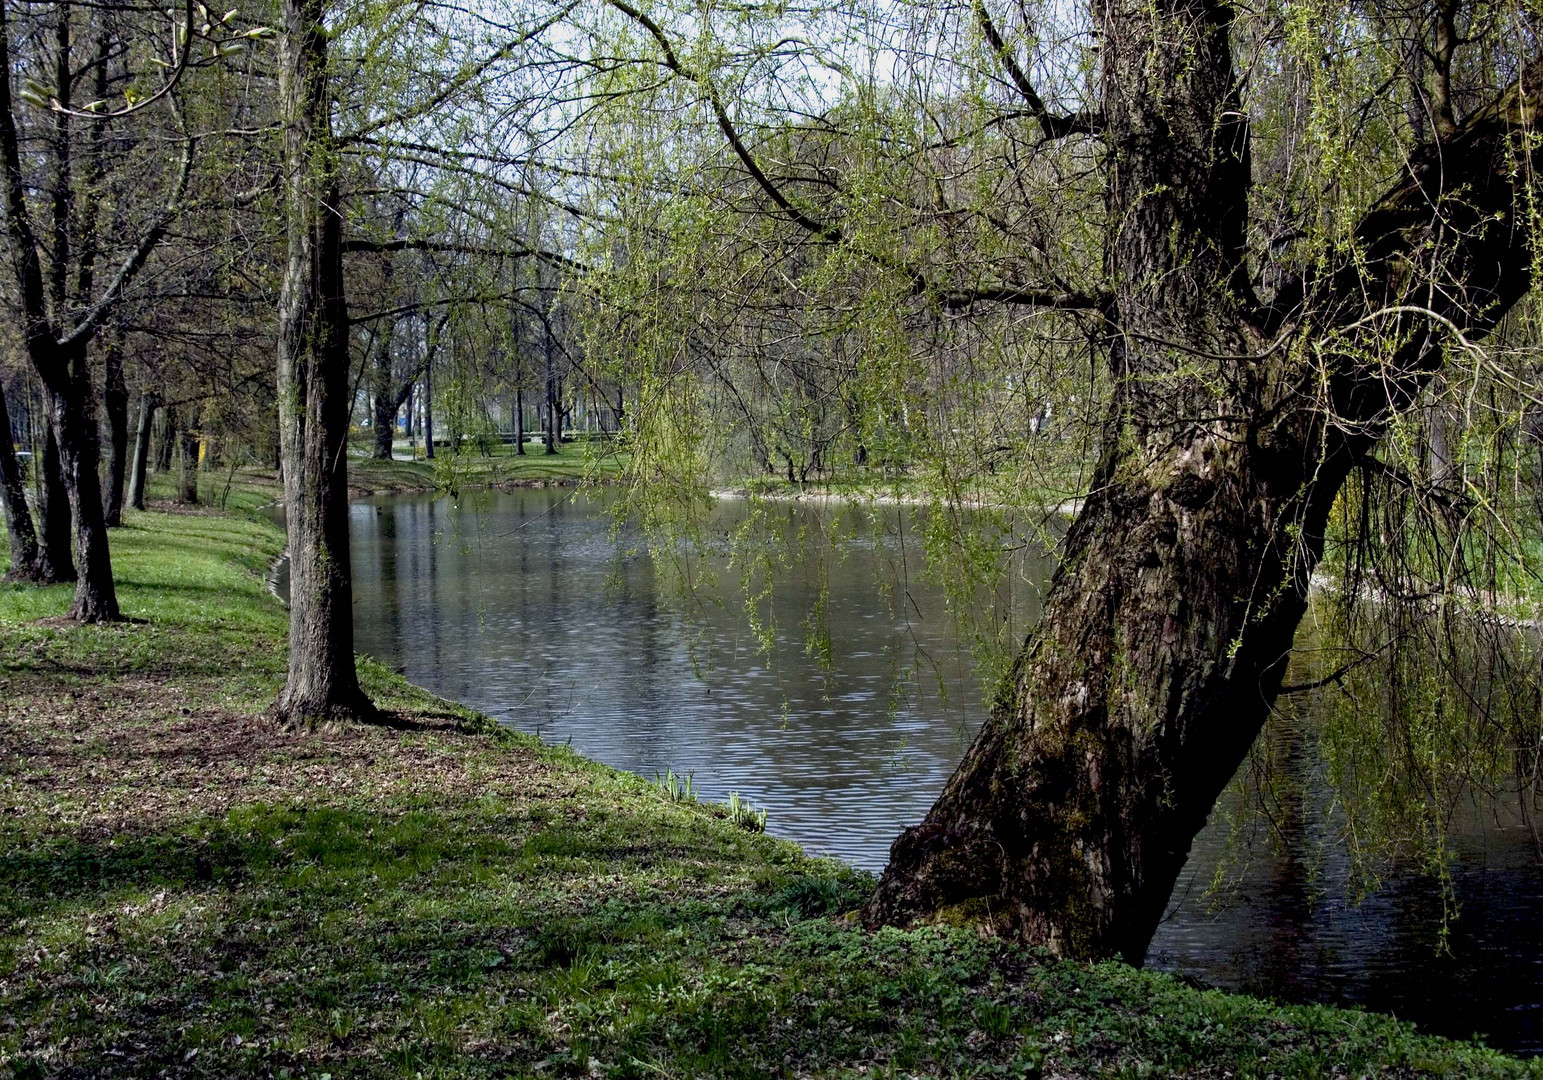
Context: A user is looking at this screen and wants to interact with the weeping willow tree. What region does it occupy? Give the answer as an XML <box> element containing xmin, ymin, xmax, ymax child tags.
<box><xmin>559</xmin><ymin>0</ymin><xmax>1543</xmax><ymax>961</ymax></box>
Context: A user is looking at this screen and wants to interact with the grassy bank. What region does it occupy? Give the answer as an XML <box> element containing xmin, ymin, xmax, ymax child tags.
<box><xmin>138</xmin><ymin>443</ymin><xmax>624</xmax><ymax>515</ymax></box>
<box><xmin>1</xmin><ymin>510</ymin><xmax>1538</xmax><ymax>1078</ymax></box>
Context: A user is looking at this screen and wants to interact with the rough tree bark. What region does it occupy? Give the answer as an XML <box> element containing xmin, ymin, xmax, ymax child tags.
<box><xmin>47</xmin><ymin>345</ymin><xmax>116</xmax><ymax>616</ymax></box>
<box><xmin>863</xmin><ymin>2</ymin><xmax>1543</xmax><ymax>961</ymax></box>
<box><xmin>271</xmin><ymin>0</ymin><xmax>374</xmax><ymax>726</ymax></box>
<box><xmin>0</xmin><ymin>378</ymin><xmax>42</xmax><ymax>581</ymax></box>
<box><xmin>126</xmin><ymin>391</ymin><xmax>155</xmax><ymax>512</ymax></box>
<box><xmin>37</xmin><ymin>425</ymin><xmax>75</xmax><ymax>583</ymax></box>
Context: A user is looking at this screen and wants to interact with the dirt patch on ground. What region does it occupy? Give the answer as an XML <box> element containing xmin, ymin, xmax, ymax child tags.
<box><xmin>0</xmin><ymin>677</ymin><xmax>556</xmax><ymax>840</ymax></box>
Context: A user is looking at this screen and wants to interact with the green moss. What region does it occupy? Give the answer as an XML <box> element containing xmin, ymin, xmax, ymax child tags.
<box><xmin>930</xmin><ymin>895</ymin><xmax>997</xmax><ymax>928</ymax></box>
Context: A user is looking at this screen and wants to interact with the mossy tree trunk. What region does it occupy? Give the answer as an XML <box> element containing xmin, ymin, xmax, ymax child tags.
<box><xmin>271</xmin><ymin>0</ymin><xmax>374</xmax><ymax>726</ymax></box>
<box><xmin>863</xmin><ymin>3</ymin><xmax>1543</xmax><ymax>962</ymax></box>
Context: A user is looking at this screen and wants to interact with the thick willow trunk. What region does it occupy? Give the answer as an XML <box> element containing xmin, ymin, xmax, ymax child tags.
<box><xmin>0</xmin><ymin>379</ymin><xmax>41</xmax><ymax>581</ymax></box>
<box><xmin>271</xmin><ymin>0</ymin><xmax>373</xmax><ymax>727</ymax></box>
<box><xmin>864</xmin><ymin>7</ymin><xmax>1543</xmax><ymax>960</ymax></box>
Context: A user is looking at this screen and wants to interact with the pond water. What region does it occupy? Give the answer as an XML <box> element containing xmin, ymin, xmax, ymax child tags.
<box><xmin>338</xmin><ymin>486</ymin><xmax>1543</xmax><ymax>1055</ymax></box>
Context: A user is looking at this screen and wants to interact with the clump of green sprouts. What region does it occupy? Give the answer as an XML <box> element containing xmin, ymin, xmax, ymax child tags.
<box><xmin>655</xmin><ymin>769</ymin><xmax>697</xmax><ymax>803</ymax></box>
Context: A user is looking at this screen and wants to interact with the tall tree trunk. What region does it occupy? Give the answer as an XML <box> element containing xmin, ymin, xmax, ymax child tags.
<box><xmin>46</xmin><ymin>346</ymin><xmax>117</xmax><ymax>619</ymax></box>
<box><xmin>127</xmin><ymin>392</ymin><xmax>155</xmax><ymax>512</ymax></box>
<box><xmin>35</xmin><ymin>5</ymin><xmax>115</xmax><ymax>620</ymax></box>
<box><xmin>372</xmin><ymin>397</ymin><xmax>396</xmax><ymax>459</ymax></box>
<box><xmin>101</xmin><ymin>331</ymin><xmax>128</xmax><ymax>526</ymax></box>
<box><xmin>272</xmin><ymin>0</ymin><xmax>373</xmax><ymax>726</ymax></box>
<box><xmin>38</xmin><ymin>423</ymin><xmax>75</xmax><ymax>584</ymax></box>
<box><xmin>155</xmin><ymin>405</ymin><xmax>176</xmax><ymax>472</ymax></box>
<box><xmin>370</xmin><ymin>320</ymin><xmax>397</xmax><ymax>460</ymax></box>
<box><xmin>177</xmin><ymin>410</ymin><xmax>199</xmax><ymax>505</ymax></box>
<box><xmin>543</xmin><ymin>329</ymin><xmax>557</xmax><ymax>455</ymax></box>
<box><xmin>0</xmin><ymin>377</ymin><xmax>42</xmax><ymax>581</ymax></box>
<box><xmin>863</xmin><ymin>8</ymin><xmax>1543</xmax><ymax>962</ymax></box>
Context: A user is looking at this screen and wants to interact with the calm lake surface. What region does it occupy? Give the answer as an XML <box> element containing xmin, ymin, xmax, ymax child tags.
<box><xmin>341</xmin><ymin>486</ymin><xmax>1543</xmax><ymax>1055</ymax></box>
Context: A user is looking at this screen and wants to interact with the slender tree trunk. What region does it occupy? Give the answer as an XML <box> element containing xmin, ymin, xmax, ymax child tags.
<box><xmin>543</xmin><ymin>331</ymin><xmax>557</xmax><ymax>455</ymax></box>
<box><xmin>0</xmin><ymin>377</ymin><xmax>42</xmax><ymax>581</ymax></box>
<box><xmin>127</xmin><ymin>391</ymin><xmax>155</xmax><ymax>512</ymax></box>
<box><xmin>38</xmin><ymin>423</ymin><xmax>75</xmax><ymax>583</ymax></box>
<box><xmin>863</xmin><ymin>7</ymin><xmax>1543</xmax><ymax>962</ymax></box>
<box><xmin>272</xmin><ymin>0</ymin><xmax>373</xmax><ymax>726</ymax></box>
<box><xmin>423</xmin><ymin>358</ymin><xmax>434</xmax><ymax>460</ymax></box>
<box><xmin>101</xmin><ymin>332</ymin><xmax>128</xmax><ymax>525</ymax></box>
<box><xmin>155</xmin><ymin>405</ymin><xmax>176</xmax><ymax>472</ymax></box>
<box><xmin>515</xmin><ymin>384</ymin><xmax>525</xmax><ymax>454</ymax></box>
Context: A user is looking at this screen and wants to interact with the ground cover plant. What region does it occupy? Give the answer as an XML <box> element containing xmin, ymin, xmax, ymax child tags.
<box><xmin>1</xmin><ymin>508</ymin><xmax>1539</xmax><ymax>1078</ymax></box>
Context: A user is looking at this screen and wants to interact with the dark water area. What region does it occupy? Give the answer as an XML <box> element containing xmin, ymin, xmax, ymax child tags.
<box><xmin>329</xmin><ymin>487</ymin><xmax>1543</xmax><ymax>1055</ymax></box>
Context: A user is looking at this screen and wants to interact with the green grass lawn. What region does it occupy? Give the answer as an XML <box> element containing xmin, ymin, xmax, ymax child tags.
<box><xmin>1</xmin><ymin>510</ymin><xmax>1539</xmax><ymax>1077</ymax></box>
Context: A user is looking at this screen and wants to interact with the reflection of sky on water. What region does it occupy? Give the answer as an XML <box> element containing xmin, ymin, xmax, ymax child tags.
<box><xmin>348</xmin><ymin>489</ymin><xmax>1031</xmax><ymax>869</ymax></box>
<box><xmin>345</xmin><ymin>488</ymin><xmax>1543</xmax><ymax>1055</ymax></box>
